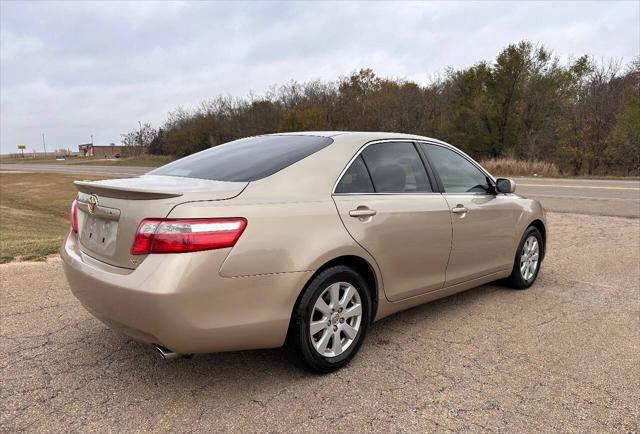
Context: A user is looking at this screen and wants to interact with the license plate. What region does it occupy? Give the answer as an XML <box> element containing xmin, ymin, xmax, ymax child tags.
<box><xmin>81</xmin><ymin>215</ymin><xmax>119</xmax><ymax>255</ymax></box>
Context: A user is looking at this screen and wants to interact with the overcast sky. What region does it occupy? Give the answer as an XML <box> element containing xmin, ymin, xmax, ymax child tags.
<box><xmin>1</xmin><ymin>1</ymin><xmax>638</xmax><ymax>154</ymax></box>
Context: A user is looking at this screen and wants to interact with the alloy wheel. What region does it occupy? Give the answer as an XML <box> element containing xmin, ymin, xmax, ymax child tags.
<box><xmin>520</xmin><ymin>235</ymin><xmax>540</xmax><ymax>281</ymax></box>
<box><xmin>309</xmin><ymin>282</ymin><xmax>363</xmax><ymax>358</ymax></box>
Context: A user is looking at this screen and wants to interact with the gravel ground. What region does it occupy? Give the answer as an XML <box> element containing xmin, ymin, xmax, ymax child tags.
<box><xmin>1</xmin><ymin>212</ymin><xmax>639</xmax><ymax>432</ymax></box>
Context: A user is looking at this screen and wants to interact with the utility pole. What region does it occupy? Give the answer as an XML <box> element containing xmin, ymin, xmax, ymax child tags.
<box><xmin>42</xmin><ymin>133</ymin><xmax>47</xmax><ymax>155</ymax></box>
<box><xmin>90</xmin><ymin>134</ymin><xmax>94</xmax><ymax>145</ymax></box>
<box><xmin>138</xmin><ymin>121</ymin><xmax>144</xmax><ymax>153</ymax></box>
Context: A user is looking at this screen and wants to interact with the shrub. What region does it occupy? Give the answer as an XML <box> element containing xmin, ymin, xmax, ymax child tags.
<box><xmin>480</xmin><ymin>158</ymin><xmax>561</xmax><ymax>177</ymax></box>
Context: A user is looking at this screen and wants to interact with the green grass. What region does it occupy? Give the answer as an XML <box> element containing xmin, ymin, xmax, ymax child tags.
<box><xmin>0</xmin><ymin>172</ymin><xmax>108</xmax><ymax>263</ymax></box>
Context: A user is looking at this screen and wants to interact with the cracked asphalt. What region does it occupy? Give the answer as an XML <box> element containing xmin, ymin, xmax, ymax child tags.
<box><xmin>1</xmin><ymin>212</ymin><xmax>639</xmax><ymax>432</ymax></box>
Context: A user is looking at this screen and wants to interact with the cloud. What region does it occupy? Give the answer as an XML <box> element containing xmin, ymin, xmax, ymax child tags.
<box><xmin>1</xmin><ymin>0</ymin><xmax>638</xmax><ymax>153</ymax></box>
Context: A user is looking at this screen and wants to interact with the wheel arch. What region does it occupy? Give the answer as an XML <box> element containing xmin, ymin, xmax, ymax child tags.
<box><xmin>292</xmin><ymin>255</ymin><xmax>380</xmax><ymax>326</ymax></box>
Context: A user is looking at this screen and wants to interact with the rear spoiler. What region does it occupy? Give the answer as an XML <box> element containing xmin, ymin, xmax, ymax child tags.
<box><xmin>74</xmin><ymin>180</ymin><xmax>183</xmax><ymax>200</ymax></box>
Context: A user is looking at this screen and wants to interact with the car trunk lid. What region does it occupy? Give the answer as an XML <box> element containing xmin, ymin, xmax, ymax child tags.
<box><xmin>74</xmin><ymin>175</ymin><xmax>247</xmax><ymax>269</ymax></box>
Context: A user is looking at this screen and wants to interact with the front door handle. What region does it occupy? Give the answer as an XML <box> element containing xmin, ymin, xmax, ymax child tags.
<box><xmin>349</xmin><ymin>208</ymin><xmax>377</xmax><ymax>218</ymax></box>
<box><xmin>451</xmin><ymin>205</ymin><xmax>469</xmax><ymax>214</ymax></box>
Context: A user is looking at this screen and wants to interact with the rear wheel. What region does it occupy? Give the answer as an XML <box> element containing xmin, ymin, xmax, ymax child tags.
<box><xmin>507</xmin><ymin>226</ymin><xmax>543</xmax><ymax>289</ymax></box>
<box><xmin>287</xmin><ymin>265</ymin><xmax>371</xmax><ymax>373</ymax></box>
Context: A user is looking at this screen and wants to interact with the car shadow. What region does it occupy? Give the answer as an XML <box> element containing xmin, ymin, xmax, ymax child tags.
<box><xmin>92</xmin><ymin>280</ymin><xmax>511</xmax><ymax>386</ymax></box>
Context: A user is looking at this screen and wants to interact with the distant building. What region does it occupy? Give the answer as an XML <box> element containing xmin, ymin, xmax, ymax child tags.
<box><xmin>79</xmin><ymin>143</ymin><xmax>127</xmax><ymax>158</ymax></box>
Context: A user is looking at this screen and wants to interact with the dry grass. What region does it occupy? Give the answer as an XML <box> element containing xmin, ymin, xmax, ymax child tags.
<box><xmin>480</xmin><ymin>158</ymin><xmax>561</xmax><ymax>178</ymax></box>
<box><xmin>0</xmin><ymin>172</ymin><xmax>107</xmax><ymax>263</ymax></box>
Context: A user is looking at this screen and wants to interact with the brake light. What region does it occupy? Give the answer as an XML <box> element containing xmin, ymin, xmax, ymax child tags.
<box><xmin>131</xmin><ymin>218</ymin><xmax>247</xmax><ymax>255</ymax></box>
<box><xmin>70</xmin><ymin>200</ymin><xmax>78</xmax><ymax>233</ymax></box>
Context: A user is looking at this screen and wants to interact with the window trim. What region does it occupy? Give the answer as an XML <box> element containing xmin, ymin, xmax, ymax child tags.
<box><xmin>334</xmin><ymin>154</ymin><xmax>376</xmax><ymax>194</ymax></box>
<box><xmin>332</xmin><ymin>139</ymin><xmax>441</xmax><ymax>196</ymax></box>
<box><xmin>417</xmin><ymin>141</ymin><xmax>497</xmax><ymax>196</ymax></box>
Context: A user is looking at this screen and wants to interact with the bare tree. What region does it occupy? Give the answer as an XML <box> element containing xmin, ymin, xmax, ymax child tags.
<box><xmin>121</xmin><ymin>123</ymin><xmax>157</xmax><ymax>156</ymax></box>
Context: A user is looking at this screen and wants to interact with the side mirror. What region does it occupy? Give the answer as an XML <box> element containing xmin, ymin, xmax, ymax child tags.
<box><xmin>496</xmin><ymin>178</ymin><xmax>516</xmax><ymax>194</ymax></box>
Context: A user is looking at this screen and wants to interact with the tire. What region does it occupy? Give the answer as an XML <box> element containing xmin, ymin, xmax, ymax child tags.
<box><xmin>286</xmin><ymin>265</ymin><xmax>372</xmax><ymax>373</ymax></box>
<box><xmin>507</xmin><ymin>226</ymin><xmax>544</xmax><ymax>289</ymax></box>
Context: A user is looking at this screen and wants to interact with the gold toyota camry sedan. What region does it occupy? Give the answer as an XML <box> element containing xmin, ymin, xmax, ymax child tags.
<box><xmin>61</xmin><ymin>132</ymin><xmax>546</xmax><ymax>372</ymax></box>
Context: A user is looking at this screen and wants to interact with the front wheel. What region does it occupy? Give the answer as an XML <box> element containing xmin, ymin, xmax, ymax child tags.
<box><xmin>287</xmin><ymin>266</ymin><xmax>372</xmax><ymax>373</ymax></box>
<box><xmin>507</xmin><ymin>226</ymin><xmax>543</xmax><ymax>289</ymax></box>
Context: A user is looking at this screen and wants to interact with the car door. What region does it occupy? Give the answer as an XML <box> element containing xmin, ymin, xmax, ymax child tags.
<box><xmin>420</xmin><ymin>142</ymin><xmax>518</xmax><ymax>286</ymax></box>
<box><xmin>332</xmin><ymin>141</ymin><xmax>452</xmax><ymax>302</ymax></box>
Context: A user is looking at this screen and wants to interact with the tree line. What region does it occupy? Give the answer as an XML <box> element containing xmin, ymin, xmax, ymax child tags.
<box><xmin>122</xmin><ymin>41</ymin><xmax>639</xmax><ymax>176</ymax></box>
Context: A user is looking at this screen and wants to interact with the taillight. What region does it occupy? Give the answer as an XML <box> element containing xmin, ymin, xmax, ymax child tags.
<box><xmin>70</xmin><ymin>200</ymin><xmax>78</xmax><ymax>233</ymax></box>
<box><xmin>131</xmin><ymin>218</ymin><xmax>247</xmax><ymax>255</ymax></box>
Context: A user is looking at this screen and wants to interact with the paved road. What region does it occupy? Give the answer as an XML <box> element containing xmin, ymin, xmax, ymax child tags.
<box><xmin>0</xmin><ymin>163</ymin><xmax>149</xmax><ymax>178</ymax></box>
<box><xmin>515</xmin><ymin>177</ymin><xmax>640</xmax><ymax>218</ymax></box>
<box><xmin>2</xmin><ymin>163</ymin><xmax>639</xmax><ymax>217</ymax></box>
<box><xmin>2</xmin><ymin>212</ymin><xmax>639</xmax><ymax>432</ymax></box>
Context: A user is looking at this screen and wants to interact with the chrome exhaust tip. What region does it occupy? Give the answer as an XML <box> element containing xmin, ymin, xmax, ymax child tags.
<box><xmin>154</xmin><ymin>344</ymin><xmax>181</xmax><ymax>360</ymax></box>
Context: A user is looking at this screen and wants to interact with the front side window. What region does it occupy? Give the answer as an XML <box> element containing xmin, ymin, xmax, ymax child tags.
<box><xmin>421</xmin><ymin>144</ymin><xmax>491</xmax><ymax>193</ymax></box>
<box><xmin>360</xmin><ymin>142</ymin><xmax>432</xmax><ymax>193</ymax></box>
<box><xmin>335</xmin><ymin>155</ymin><xmax>374</xmax><ymax>193</ymax></box>
<box><xmin>151</xmin><ymin>135</ymin><xmax>333</xmax><ymax>182</ymax></box>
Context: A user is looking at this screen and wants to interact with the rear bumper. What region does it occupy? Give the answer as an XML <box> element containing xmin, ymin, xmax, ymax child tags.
<box><xmin>61</xmin><ymin>232</ymin><xmax>310</xmax><ymax>354</ymax></box>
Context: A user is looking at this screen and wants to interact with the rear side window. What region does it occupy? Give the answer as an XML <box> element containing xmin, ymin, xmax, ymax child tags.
<box><xmin>335</xmin><ymin>156</ymin><xmax>374</xmax><ymax>193</ymax></box>
<box><xmin>421</xmin><ymin>143</ymin><xmax>491</xmax><ymax>193</ymax></box>
<box><xmin>151</xmin><ymin>135</ymin><xmax>333</xmax><ymax>182</ymax></box>
<box><xmin>361</xmin><ymin>142</ymin><xmax>432</xmax><ymax>193</ymax></box>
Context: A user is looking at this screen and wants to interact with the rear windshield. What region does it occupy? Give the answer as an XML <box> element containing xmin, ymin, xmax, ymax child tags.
<box><xmin>151</xmin><ymin>135</ymin><xmax>333</xmax><ymax>182</ymax></box>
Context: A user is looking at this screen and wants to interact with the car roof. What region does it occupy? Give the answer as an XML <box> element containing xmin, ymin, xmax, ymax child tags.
<box><xmin>269</xmin><ymin>131</ymin><xmax>447</xmax><ymax>144</ymax></box>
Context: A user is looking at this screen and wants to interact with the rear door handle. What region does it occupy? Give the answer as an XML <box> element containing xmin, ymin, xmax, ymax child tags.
<box><xmin>349</xmin><ymin>208</ymin><xmax>377</xmax><ymax>218</ymax></box>
<box><xmin>451</xmin><ymin>205</ymin><xmax>468</xmax><ymax>214</ymax></box>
